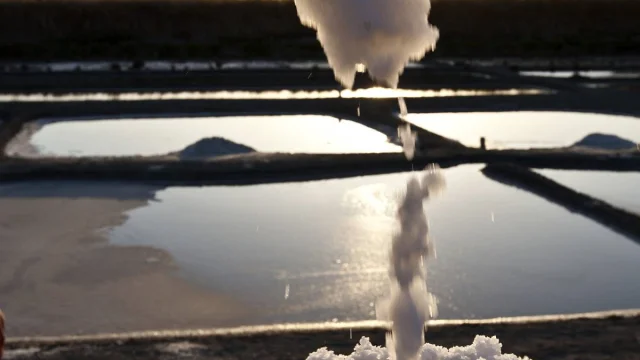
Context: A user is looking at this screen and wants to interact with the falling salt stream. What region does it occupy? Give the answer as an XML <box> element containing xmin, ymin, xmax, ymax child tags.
<box><xmin>295</xmin><ymin>1</ymin><xmax>529</xmax><ymax>359</ymax></box>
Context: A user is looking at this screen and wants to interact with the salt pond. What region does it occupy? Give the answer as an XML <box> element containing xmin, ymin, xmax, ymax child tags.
<box><xmin>109</xmin><ymin>165</ymin><xmax>640</xmax><ymax>323</ymax></box>
<box><xmin>519</xmin><ymin>70</ymin><xmax>640</xmax><ymax>79</ymax></box>
<box><xmin>405</xmin><ymin>111</ymin><xmax>640</xmax><ymax>149</ymax></box>
<box><xmin>539</xmin><ymin>170</ymin><xmax>640</xmax><ymax>215</ymax></box>
<box><xmin>22</xmin><ymin>115</ymin><xmax>399</xmax><ymax>157</ymax></box>
<box><xmin>20</xmin><ymin>111</ymin><xmax>640</xmax><ymax>157</ymax></box>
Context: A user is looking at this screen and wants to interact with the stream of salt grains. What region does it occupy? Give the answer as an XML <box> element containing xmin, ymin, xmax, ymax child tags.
<box><xmin>293</xmin><ymin>1</ymin><xmax>530</xmax><ymax>359</ymax></box>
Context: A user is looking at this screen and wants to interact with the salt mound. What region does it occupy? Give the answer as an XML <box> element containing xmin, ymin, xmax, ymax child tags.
<box><xmin>571</xmin><ymin>133</ymin><xmax>638</xmax><ymax>150</ymax></box>
<box><xmin>307</xmin><ymin>336</ymin><xmax>530</xmax><ymax>360</ymax></box>
<box><xmin>177</xmin><ymin>137</ymin><xmax>256</xmax><ymax>160</ymax></box>
<box><xmin>294</xmin><ymin>0</ymin><xmax>439</xmax><ymax>89</ymax></box>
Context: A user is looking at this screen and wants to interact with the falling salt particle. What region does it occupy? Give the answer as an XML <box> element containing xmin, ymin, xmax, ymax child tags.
<box><xmin>357</xmin><ymin>103</ymin><xmax>361</xmax><ymax>117</ymax></box>
<box><xmin>284</xmin><ymin>284</ymin><xmax>290</xmax><ymax>300</ymax></box>
<box><xmin>398</xmin><ymin>97</ymin><xmax>408</xmax><ymax>117</ymax></box>
<box><xmin>491</xmin><ymin>211</ymin><xmax>495</xmax><ymax>223</ymax></box>
<box><xmin>350</xmin><ymin>328</ymin><xmax>353</xmax><ymax>339</ymax></box>
<box><xmin>398</xmin><ymin>123</ymin><xmax>417</xmax><ymax>160</ymax></box>
<box><xmin>256</xmin><ymin>225</ymin><xmax>260</xmax><ymax>232</ymax></box>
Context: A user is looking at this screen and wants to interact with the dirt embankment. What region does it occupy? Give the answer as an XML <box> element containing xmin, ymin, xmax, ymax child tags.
<box><xmin>0</xmin><ymin>0</ymin><xmax>638</xmax><ymax>61</ymax></box>
<box><xmin>5</xmin><ymin>314</ymin><xmax>640</xmax><ymax>360</ymax></box>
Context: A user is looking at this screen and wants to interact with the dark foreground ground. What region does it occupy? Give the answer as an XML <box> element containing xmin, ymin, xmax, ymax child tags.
<box><xmin>5</xmin><ymin>312</ymin><xmax>640</xmax><ymax>360</ymax></box>
<box><xmin>0</xmin><ymin>0</ymin><xmax>639</xmax><ymax>61</ymax></box>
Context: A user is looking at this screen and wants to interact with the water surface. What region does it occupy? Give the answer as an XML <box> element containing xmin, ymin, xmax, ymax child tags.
<box><xmin>406</xmin><ymin>111</ymin><xmax>640</xmax><ymax>149</ymax></box>
<box><xmin>110</xmin><ymin>165</ymin><xmax>640</xmax><ymax>323</ymax></box>
<box><xmin>520</xmin><ymin>71</ymin><xmax>640</xmax><ymax>79</ymax></box>
<box><xmin>539</xmin><ymin>170</ymin><xmax>640</xmax><ymax>215</ymax></box>
<box><xmin>26</xmin><ymin>115</ymin><xmax>399</xmax><ymax>157</ymax></box>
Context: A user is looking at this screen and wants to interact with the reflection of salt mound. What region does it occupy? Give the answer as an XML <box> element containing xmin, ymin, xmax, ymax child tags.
<box><xmin>572</xmin><ymin>133</ymin><xmax>638</xmax><ymax>150</ymax></box>
<box><xmin>294</xmin><ymin>0</ymin><xmax>439</xmax><ymax>89</ymax></box>
<box><xmin>307</xmin><ymin>336</ymin><xmax>529</xmax><ymax>360</ymax></box>
<box><xmin>177</xmin><ymin>137</ymin><xmax>256</xmax><ymax>160</ymax></box>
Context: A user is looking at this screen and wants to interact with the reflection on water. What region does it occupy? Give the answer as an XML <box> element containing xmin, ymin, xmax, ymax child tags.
<box><xmin>406</xmin><ymin>111</ymin><xmax>640</xmax><ymax>149</ymax></box>
<box><xmin>0</xmin><ymin>88</ymin><xmax>545</xmax><ymax>103</ymax></box>
<box><xmin>539</xmin><ymin>170</ymin><xmax>640</xmax><ymax>215</ymax></box>
<box><xmin>25</xmin><ymin>115</ymin><xmax>399</xmax><ymax>157</ymax></box>
<box><xmin>110</xmin><ymin>165</ymin><xmax>640</xmax><ymax>323</ymax></box>
<box><xmin>520</xmin><ymin>71</ymin><xmax>640</xmax><ymax>79</ymax></box>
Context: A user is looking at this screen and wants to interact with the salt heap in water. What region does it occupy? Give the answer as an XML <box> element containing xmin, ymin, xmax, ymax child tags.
<box><xmin>294</xmin><ymin>0</ymin><xmax>439</xmax><ymax>89</ymax></box>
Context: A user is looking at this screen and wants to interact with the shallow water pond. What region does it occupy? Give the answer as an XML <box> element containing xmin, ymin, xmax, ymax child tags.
<box><xmin>23</xmin><ymin>115</ymin><xmax>400</xmax><ymax>157</ymax></box>
<box><xmin>519</xmin><ymin>70</ymin><xmax>640</xmax><ymax>79</ymax></box>
<box><xmin>539</xmin><ymin>170</ymin><xmax>640</xmax><ymax>215</ymax></box>
<box><xmin>406</xmin><ymin>111</ymin><xmax>640</xmax><ymax>149</ymax></box>
<box><xmin>110</xmin><ymin>165</ymin><xmax>640</xmax><ymax>323</ymax></box>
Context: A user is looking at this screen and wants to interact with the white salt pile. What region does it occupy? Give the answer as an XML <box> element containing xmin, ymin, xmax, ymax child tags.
<box><xmin>571</xmin><ymin>133</ymin><xmax>638</xmax><ymax>150</ymax></box>
<box><xmin>306</xmin><ymin>335</ymin><xmax>531</xmax><ymax>360</ymax></box>
<box><xmin>176</xmin><ymin>137</ymin><xmax>256</xmax><ymax>160</ymax></box>
<box><xmin>294</xmin><ymin>0</ymin><xmax>439</xmax><ymax>89</ymax></box>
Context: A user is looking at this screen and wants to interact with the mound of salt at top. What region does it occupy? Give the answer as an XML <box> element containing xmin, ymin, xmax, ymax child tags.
<box><xmin>307</xmin><ymin>336</ymin><xmax>531</xmax><ymax>360</ymax></box>
<box><xmin>571</xmin><ymin>133</ymin><xmax>638</xmax><ymax>150</ymax></box>
<box><xmin>294</xmin><ymin>0</ymin><xmax>439</xmax><ymax>89</ymax></box>
<box><xmin>176</xmin><ymin>137</ymin><xmax>256</xmax><ymax>160</ymax></box>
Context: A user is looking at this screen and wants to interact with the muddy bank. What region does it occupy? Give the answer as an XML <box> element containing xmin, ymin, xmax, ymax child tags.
<box><xmin>0</xmin><ymin>0</ymin><xmax>639</xmax><ymax>60</ymax></box>
<box><xmin>0</xmin><ymin>182</ymin><xmax>252</xmax><ymax>337</ymax></box>
<box><xmin>5</xmin><ymin>312</ymin><xmax>640</xmax><ymax>360</ymax></box>
<box><xmin>0</xmin><ymin>67</ymin><xmax>536</xmax><ymax>93</ymax></box>
<box><xmin>1</xmin><ymin>58</ymin><xmax>639</xmax><ymax>94</ymax></box>
<box><xmin>2</xmin><ymin>149</ymin><xmax>640</xmax><ymax>185</ymax></box>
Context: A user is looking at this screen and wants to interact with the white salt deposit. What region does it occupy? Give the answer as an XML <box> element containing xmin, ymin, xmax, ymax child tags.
<box><xmin>306</xmin><ymin>336</ymin><xmax>530</xmax><ymax>360</ymax></box>
<box><xmin>2</xmin><ymin>348</ymin><xmax>41</xmax><ymax>360</ymax></box>
<box><xmin>156</xmin><ymin>342</ymin><xmax>206</xmax><ymax>355</ymax></box>
<box><xmin>294</xmin><ymin>0</ymin><xmax>439</xmax><ymax>89</ymax></box>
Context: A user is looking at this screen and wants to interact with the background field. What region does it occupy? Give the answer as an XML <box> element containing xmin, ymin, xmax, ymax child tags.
<box><xmin>0</xmin><ymin>0</ymin><xmax>639</xmax><ymax>60</ymax></box>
